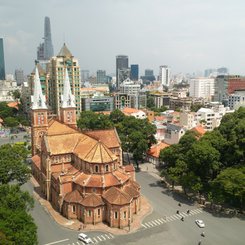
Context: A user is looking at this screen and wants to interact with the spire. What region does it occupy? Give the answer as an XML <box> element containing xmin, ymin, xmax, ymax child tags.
<box><xmin>31</xmin><ymin>66</ymin><xmax>47</xmax><ymax>109</ymax></box>
<box><xmin>61</xmin><ymin>68</ymin><xmax>76</xmax><ymax>108</ymax></box>
<box><xmin>57</xmin><ymin>43</ymin><xmax>72</xmax><ymax>57</ymax></box>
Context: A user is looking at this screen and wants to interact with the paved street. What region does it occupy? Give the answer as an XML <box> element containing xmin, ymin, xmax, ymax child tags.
<box><xmin>0</xmin><ymin>131</ymin><xmax>29</xmax><ymax>145</ymax></box>
<box><xmin>23</xmin><ymin>168</ymin><xmax>245</xmax><ymax>245</ymax></box>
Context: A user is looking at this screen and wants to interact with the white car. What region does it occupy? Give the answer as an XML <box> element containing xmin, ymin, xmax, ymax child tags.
<box><xmin>78</xmin><ymin>233</ymin><xmax>92</xmax><ymax>244</ymax></box>
<box><xmin>195</xmin><ymin>219</ymin><xmax>205</xmax><ymax>228</ymax></box>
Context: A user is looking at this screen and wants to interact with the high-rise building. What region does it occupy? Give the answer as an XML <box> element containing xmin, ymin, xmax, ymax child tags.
<box><xmin>130</xmin><ymin>64</ymin><xmax>139</xmax><ymax>81</ymax></box>
<box><xmin>189</xmin><ymin>78</ymin><xmax>215</xmax><ymax>100</ymax></box>
<box><xmin>145</xmin><ymin>69</ymin><xmax>154</xmax><ymax>76</ymax></box>
<box><xmin>15</xmin><ymin>69</ymin><xmax>25</xmax><ymax>86</ymax></box>
<box><xmin>159</xmin><ymin>65</ymin><xmax>170</xmax><ymax>87</ymax></box>
<box><xmin>96</xmin><ymin>70</ymin><xmax>108</xmax><ymax>83</ymax></box>
<box><xmin>37</xmin><ymin>17</ymin><xmax>54</xmax><ymax>61</ymax></box>
<box><xmin>116</xmin><ymin>55</ymin><xmax>128</xmax><ymax>89</ymax></box>
<box><xmin>217</xmin><ymin>67</ymin><xmax>228</xmax><ymax>75</ymax></box>
<box><xmin>81</xmin><ymin>70</ymin><xmax>89</xmax><ymax>82</ymax></box>
<box><xmin>0</xmin><ymin>38</ymin><xmax>6</xmax><ymax>80</ymax></box>
<box><xmin>47</xmin><ymin>43</ymin><xmax>81</xmax><ymax>115</ymax></box>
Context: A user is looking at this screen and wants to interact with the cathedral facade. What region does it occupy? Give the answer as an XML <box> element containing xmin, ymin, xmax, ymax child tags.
<box><xmin>31</xmin><ymin>67</ymin><xmax>141</xmax><ymax>228</ymax></box>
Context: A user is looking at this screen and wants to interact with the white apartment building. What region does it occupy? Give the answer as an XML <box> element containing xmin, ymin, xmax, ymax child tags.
<box><xmin>0</xmin><ymin>79</ymin><xmax>19</xmax><ymax>102</ymax></box>
<box><xmin>189</xmin><ymin>78</ymin><xmax>215</xmax><ymax>100</ymax></box>
<box><xmin>159</xmin><ymin>65</ymin><xmax>170</xmax><ymax>87</ymax></box>
<box><xmin>228</xmin><ymin>91</ymin><xmax>245</xmax><ymax>109</ymax></box>
<box><xmin>119</xmin><ymin>78</ymin><xmax>141</xmax><ymax>95</ymax></box>
<box><xmin>179</xmin><ymin>112</ymin><xmax>197</xmax><ymax>130</ymax></box>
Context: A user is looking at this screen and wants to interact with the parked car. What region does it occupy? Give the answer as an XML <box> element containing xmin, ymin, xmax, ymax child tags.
<box><xmin>78</xmin><ymin>233</ymin><xmax>92</xmax><ymax>244</ymax></box>
<box><xmin>195</xmin><ymin>219</ymin><xmax>205</xmax><ymax>228</ymax></box>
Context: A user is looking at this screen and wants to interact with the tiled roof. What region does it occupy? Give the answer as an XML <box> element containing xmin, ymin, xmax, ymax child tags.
<box><xmin>31</xmin><ymin>155</ymin><xmax>41</xmax><ymax>169</ymax></box>
<box><xmin>64</xmin><ymin>190</ymin><xmax>83</xmax><ymax>203</ymax></box>
<box><xmin>83</xmin><ymin>141</ymin><xmax>117</xmax><ymax>164</ymax></box>
<box><xmin>103</xmin><ymin>187</ymin><xmax>132</xmax><ymax>205</ymax></box>
<box><xmin>80</xmin><ymin>193</ymin><xmax>104</xmax><ymax>207</ymax></box>
<box><xmin>123</xmin><ymin>185</ymin><xmax>140</xmax><ymax>198</ymax></box>
<box><xmin>128</xmin><ymin>179</ymin><xmax>141</xmax><ymax>190</ymax></box>
<box><xmin>83</xmin><ymin>128</ymin><xmax>120</xmax><ymax>148</ymax></box>
<box><xmin>147</xmin><ymin>142</ymin><xmax>170</xmax><ymax>158</ymax></box>
<box><xmin>122</xmin><ymin>107</ymin><xmax>141</xmax><ymax>115</ymax></box>
<box><xmin>191</xmin><ymin>126</ymin><xmax>206</xmax><ymax>136</ymax></box>
<box><xmin>7</xmin><ymin>101</ymin><xmax>19</xmax><ymax>110</ymax></box>
<box><xmin>47</xmin><ymin>119</ymin><xmax>78</xmax><ymax>136</ymax></box>
<box><xmin>124</xmin><ymin>164</ymin><xmax>135</xmax><ymax>172</ymax></box>
<box><xmin>113</xmin><ymin>170</ymin><xmax>129</xmax><ymax>183</ymax></box>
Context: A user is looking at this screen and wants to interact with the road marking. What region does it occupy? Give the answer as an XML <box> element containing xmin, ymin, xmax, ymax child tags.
<box><xmin>154</xmin><ymin>220</ymin><xmax>161</xmax><ymax>225</ymax></box>
<box><xmin>151</xmin><ymin>220</ymin><xmax>158</xmax><ymax>226</ymax></box>
<box><xmin>173</xmin><ymin>214</ymin><xmax>180</xmax><ymax>219</ymax></box>
<box><xmin>93</xmin><ymin>237</ymin><xmax>98</xmax><ymax>243</ymax></box>
<box><xmin>160</xmin><ymin>218</ymin><xmax>167</xmax><ymax>222</ymax></box>
<box><xmin>43</xmin><ymin>238</ymin><xmax>69</xmax><ymax>245</ymax></box>
<box><xmin>142</xmin><ymin>223</ymin><xmax>147</xmax><ymax>228</ymax></box>
<box><xmin>105</xmin><ymin>234</ymin><xmax>111</xmax><ymax>239</ymax></box>
<box><xmin>97</xmin><ymin>236</ymin><xmax>102</xmax><ymax>241</ymax></box>
<box><xmin>100</xmin><ymin>235</ymin><xmax>106</xmax><ymax>240</ymax></box>
<box><xmin>145</xmin><ymin>222</ymin><xmax>154</xmax><ymax>227</ymax></box>
<box><xmin>109</xmin><ymin>233</ymin><xmax>114</xmax><ymax>238</ymax></box>
<box><xmin>157</xmin><ymin>218</ymin><xmax>163</xmax><ymax>224</ymax></box>
<box><xmin>181</xmin><ymin>212</ymin><xmax>188</xmax><ymax>217</ymax></box>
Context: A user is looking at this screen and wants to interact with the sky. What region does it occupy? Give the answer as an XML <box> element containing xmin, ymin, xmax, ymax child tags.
<box><xmin>1</xmin><ymin>0</ymin><xmax>245</xmax><ymax>76</ymax></box>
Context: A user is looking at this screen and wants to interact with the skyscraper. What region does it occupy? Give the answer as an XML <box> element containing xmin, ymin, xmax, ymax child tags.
<box><xmin>37</xmin><ymin>17</ymin><xmax>54</xmax><ymax>61</ymax></box>
<box><xmin>15</xmin><ymin>69</ymin><xmax>25</xmax><ymax>86</ymax></box>
<box><xmin>47</xmin><ymin>43</ymin><xmax>81</xmax><ymax>115</ymax></box>
<box><xmin>96</xmin><ymin>70</ymin><xmax>107</xmax><ymax>83</ymax></box>
<box><xmin>159</xmin><ymin>65</ymin><xmax>170</xmax><ymax>87</ymax></box>
<box><xmin>116</xmin><ymin>55</ymin><xmax>129</xmax><ymax>89</ymax></box>
<box><xmin>130</xmin><ymin>64</ymin><xmax>139</xmax><ymax>81</ymax></box>
<box><xmin>0</xmin><ymin>38</ymin><xmax>6</xmax><ymax>80</ymax></box>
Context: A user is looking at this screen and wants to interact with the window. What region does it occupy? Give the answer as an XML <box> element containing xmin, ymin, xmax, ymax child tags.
<box><xmin>95</xmin><ymin>165</ymin><xmax>99</xmax><ymax>173</ymax></box>
<box><xmin>114</xmin><ymin>211</ymin><xmax>118</xmax><ymax>219</ymax></box>
<box><xmin>124</xmin><ymin>211</ymin><xmax>126</xmax><ymax>219</ymax></box>
<box><xmin>98</xmin><ymin>209</ymin><xmax>100</xmax><ymax>217</ymax></box>
<box><xmin>105</xmin><ymin>165</ymin><xmax>109</xmax><ymax>172</ymax></box>
<box><xmin>88</xmin><ymin>210</ymin><xmax>92</xmax><ymax>217</ymax></box>
<box><xmin>93</xmin><ymin>188</ymin><xmax>96</xmax><ymax>193</ymax></box>
<box><xmin>72</xmin><ymin>205</ymin><xmax>76</xmax><ymax>213</ymax></box>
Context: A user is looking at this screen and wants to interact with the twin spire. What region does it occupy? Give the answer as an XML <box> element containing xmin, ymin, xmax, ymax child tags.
<box><xmin>31</xmin><ymin>66</ymin><xmax>75</xmax><ymax>110</ymax></box>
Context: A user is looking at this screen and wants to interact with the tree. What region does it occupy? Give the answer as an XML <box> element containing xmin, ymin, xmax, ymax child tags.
<box><xmin>11</xmin><ymin>90</ymin><xmax>21</xmax><ymax>100</ymax></box>
<box><xmin>0</xmin><ymin>185</ymin><xmax>37</xmax><ymax>245</ymax></box>
<box><xmin>4</xmin><ymin>117</ymin><xmax>19</xmax><ymax>128</ymax></box>
<box><xmin>146</xmin><ymin>94</ymin><xmax>155</xmax><ymax>109</ymax></box>
<box><xmin>77</xmin><ymin>111</ymin><xmax>113</xmax><ymax>130</ymax></box>
<box><xmin>210</xmin><ymin>167</ymin><xmax>245</xmax><ymax>209</ymax></box>
<box><xmin>0</xmin><ymin>144</ymin><xmax>31</xmax><ymax>185</ymax></box>
<box><xmin>109</xmin><ymin>109</ymin><xmax>125</xmax><ymax>124</ymax></box>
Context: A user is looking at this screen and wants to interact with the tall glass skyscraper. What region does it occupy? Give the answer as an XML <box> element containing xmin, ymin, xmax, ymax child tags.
<box><xmin>37</xmin><ymin>17</ymin><xmax>54</xmax><ymax>61</ymax></box>
<box><xmin>0</xmin><ymin>38</ymin><xmax>6</xmax><ymax>80</ymax></box>
<box><xmin>116</xmin><ymin>55</ymin><xmax>129</xmax><ymax>89</ymax></box>
<box><xmin>130</xmin><ymin>64</ymin><xmax>139</xmax><ymax>81</ymax></box>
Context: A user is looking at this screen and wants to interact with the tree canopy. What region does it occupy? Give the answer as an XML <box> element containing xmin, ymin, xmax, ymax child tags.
<box><xmin>0</xmin><ymin>143</ymin><xmax>37</xmax><ymax>244</ymax></box>
<box><xmin>160</xmin><ymin>107</ymin><xmax>245</xmax><ymax>209</ymax></box>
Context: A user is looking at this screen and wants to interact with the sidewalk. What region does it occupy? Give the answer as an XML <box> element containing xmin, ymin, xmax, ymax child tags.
<box><xmin>31</xmin><ymin>177</ymin><xmax>152</xmax><ymax>235</ymax></box>
<box><xmin>139</xmin><ymin>162</ymin><xmax>162</xmax><ymax>181</ymax></box>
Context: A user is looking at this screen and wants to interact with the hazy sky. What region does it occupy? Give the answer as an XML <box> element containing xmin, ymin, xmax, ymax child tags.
<box><xmin>1</xmin><ymin>0</ymin><xmax>245</xmax><ymax>76</ymax></box>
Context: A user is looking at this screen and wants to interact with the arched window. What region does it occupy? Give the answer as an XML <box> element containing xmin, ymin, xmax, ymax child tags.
<box><xmin>105</xmin><ymin>165</ymin><xmax>109</xmax><ymax>172</ymax></box>
<box><xmin>95</xmin><ymin>165</ymin><xmax>99</xmax><ymax>173</ymax></box>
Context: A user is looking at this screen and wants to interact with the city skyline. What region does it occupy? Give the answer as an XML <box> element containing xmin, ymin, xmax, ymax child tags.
<box><xmin>1</xmin><ymin>0</ymin><xmax>245</xmax><ymax>76</ymax></box>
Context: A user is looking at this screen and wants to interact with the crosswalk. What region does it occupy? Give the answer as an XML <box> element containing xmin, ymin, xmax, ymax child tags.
<box><xmin>141</xmin><ymin>208</ymin><xmax>203</xmax><ymax>229</ymax></box>
<box><xmin>68</xmin><ymin>233</ymin><xmax>114</xmax><ymax>245</ymax></box>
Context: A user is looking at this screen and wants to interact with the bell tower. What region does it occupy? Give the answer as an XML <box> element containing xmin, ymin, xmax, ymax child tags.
<box><xmin>31</xmin><ymin>66</ymin><xmax>48</xmax><ymax>155</ymax></box>
<box><xmin>59</xmin><ymin>68</ymin><xmax>77</xmax><ymax>128</ymax></box>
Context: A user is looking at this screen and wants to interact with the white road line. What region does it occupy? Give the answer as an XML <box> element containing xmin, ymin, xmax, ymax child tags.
<box><xmin>43</xmin><ymin>238</ymin><xmax>70</xmax><ymax>245</ymax></box>
<box><xmin>97</xmin><ymin>236</ymin><xmax>102</xmax><ymax>241</ymax></box>
<box><xmin>160</xmin><ymin>218</ymin><xmax>167</xmax><ymax>222</ymax></box>
<box><xmin>151</xmin><ymin>220</ymin><xmax>158</xmax><ymax>226</ymax></box>
<box><xmin>105</xmin><ymin>234</ymin><xmax>111</xmax><ymax>239</ymax></box>
<box><xmin>157</xmin><ymin>218</ymin><xmax>163</xmax><ymax>224</ymax></box>
<box><xmin>154</xmin><ymin>220</ymin><xmax>161</xmax><ymax>225</ymax></box>
<box><xmin>109</xmin><ymin>233</ymin><xmax>114</xmax><ymax>238</ymax></box>
<box><xmin>100</xmin><ymin>235</ymin><xmax>106</xmax><ymax>240</ymax></box>
<box><xmin>93</xmin><ymin>237</ymin><xmax>98</xmax><ymax>243</ymax></box>
<box><xmin>142</xmin><ymin>224</ymin><xmax>147</xmax><ymax>228</ymax></box>
<box><xmin>146</xmin><ymin>222</ymin><xmax>154</xmax><ymax>227</ymax></box>
<box><xmin>181</xmin><ymin>212</ymin><xmax>188</xmax><ymax>217</ymax></box>
<box><xmin>173</xmin><ymin>214</ymin><xmax>180</xmax><ymax>219</ymax></box>
<box><xmin>166</xmin><ymin>217</ymin><xmax>173</xmax><ymax>221</ymax></box>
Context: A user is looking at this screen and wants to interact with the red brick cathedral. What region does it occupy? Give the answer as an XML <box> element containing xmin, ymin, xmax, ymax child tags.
<box><xmin>31</xmin><ymin>67</ymin><xmax>141</xmax><ymax>228</ymax></box>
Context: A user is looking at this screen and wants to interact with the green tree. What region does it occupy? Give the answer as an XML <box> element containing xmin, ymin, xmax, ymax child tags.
<box><xmin>0</xmin><ymin>185</ymin><xmax>37</xmax><ymax>245</ymax></box>
<box><xmin>0</xmin><ymin>144</ymin><xmax>31</xmax><ymax>185</ymax></box>
<box><xmin>109</xmin><ymin>109</ymin><xmax>125</xmax><ymax>124</ymax></box>
<box><xmin>11</xmin><ymin>90</ymin><xmax>21</xmax><ymax>100</ymax></box>
<box><xmin>77</xmin><ymin>111</ymin><xmax>113</xmax><ymax>130</ymax></box>
<box><xmin>4</xmin><ymin>117</ymin><xmax>19</xmax><ymax>128</ymax></box>
<box><xmin>210</xmin><ymin>167</ymin><xmax>245</xmax><ymax>209</ymax></box>
<box><xmin>0</xmin><ymin>102</ymin><xmax>14</xmax><ymax>119</ymax></box>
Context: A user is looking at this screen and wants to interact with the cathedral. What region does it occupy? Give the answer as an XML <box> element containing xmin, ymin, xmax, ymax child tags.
<box><xmin>31</xmin><ymin>67</ymin><xmax>141</xmax><ymax>228</ymax></box>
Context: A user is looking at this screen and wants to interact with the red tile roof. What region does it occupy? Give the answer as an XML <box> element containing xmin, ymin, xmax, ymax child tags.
<box><xmin>80</xmin><ymin>193</ymin><xmax>104</xmax><ymax>207</ymax></box>
<box><xmin>64</xmin><ymin>190</ymin><xmax>83</xmax><ymax>203</ymax></box>
<box><xmin>191</xmin><ymin>126</ymin><xmax>206</xmax><ymax>136</ymax></box>
<box><xmin>103</xmin><ymin>187</ymin><xmax>132</xmax><ymax>205</ymax></box>
<box><xmin>31</xmin><ymin>155</ymin><xmax>41</xmax><ymax>169</ymax></box>
<box><xmin>147</xmin><ymin>142</ymin><xmax>170</xmax><ymax>158</ymax></box>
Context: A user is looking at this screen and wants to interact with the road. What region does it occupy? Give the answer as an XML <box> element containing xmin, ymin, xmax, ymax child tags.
<box><xmin>0</xmin><ymin>131</ymin><xmax>29</xmax><ymax>145</ymax></box>
<box><xmin>24</xmin><ymin>171</ymin><xmax>245</xmax><ymax>245</ymax></box>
